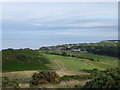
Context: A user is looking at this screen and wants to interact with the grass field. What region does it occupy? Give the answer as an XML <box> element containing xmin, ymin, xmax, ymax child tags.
<box><xmin>42</xmin><ymin>50</ymin><xmax>118</xmax><ymax>66</ymax></box>
<box><xmin>69</xmin><ymin>51</ymin><xmax>118</xmax><ymax>65</ymax></box>
<box><xmin>2</xmin><ymin>49</ymin><xmax>51</xmax><ymax>72</ymax></box>
<box><xmin>45</xmin><ymin>52</ymin><xmax>118</xmax><ymax>71</ymax></box>
<box><xmin>2</xmin><ymin>49</ymin><xmax>119</xmax><ymax>88</ymax></box>
<box><xmin>2</xmin><ymin>49</ymin><xmax>118</xmax><ymax>73</ymax></box>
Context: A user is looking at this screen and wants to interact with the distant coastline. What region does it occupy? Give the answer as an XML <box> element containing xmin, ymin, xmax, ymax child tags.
<box><xmin>1</xmin><ymin>40</ymin><xmax>119</xmax><ymax>50</ymax></box>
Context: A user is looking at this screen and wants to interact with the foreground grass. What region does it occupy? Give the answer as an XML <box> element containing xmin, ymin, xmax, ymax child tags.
<box><xmin>31</xmin><ymin>80</ymin><xmax>88</xmax><ymax>88</ymax></box>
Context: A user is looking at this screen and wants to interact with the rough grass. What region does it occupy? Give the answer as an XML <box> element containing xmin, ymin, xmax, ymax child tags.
<box><xmin>2</xmin><ymin>49</ymin><xmax>51</xmax><ymax>72</ymax></box>
<box><xmin>3</xmin><ymin>60</ymin><xmax>50</xmax><ymax>72</ymax></box>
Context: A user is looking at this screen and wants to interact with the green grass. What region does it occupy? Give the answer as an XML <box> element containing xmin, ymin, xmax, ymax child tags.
<box><xmin>70</xmin><ymin>51</ymin><xmax>118</xmax><ymax>67</ymax></box>
<box><xmin>42</xmin><ymin>50</ymin><xmax>118</xmax><ymax>62</ymax></box>
<box><xmin>2</xmin><ymin>49</ymin><xmax>118</xmax><ymax>72</ymax></box>
<box><xmin>2</xmin><ymin>49</ymin><xmax>51</xmax><ymax>72</ymax></box>
<box><xmin>45</xmin><ymin>53</ymin><xmax>118</xmax><ymax>71</ymax></box>
<box><xmin>3</xmin><ymin>61</ymin><xmax>49</xmax><ymax>72</ymax></box>
<box><xmin>43</xmin><ymin>50</ymin><xmax>118</xmax><ymax>67</ymax></box>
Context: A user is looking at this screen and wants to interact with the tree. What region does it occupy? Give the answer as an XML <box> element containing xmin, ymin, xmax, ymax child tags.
<box><xmin>62</xmin><ymin>52</ymin><xmax>67</xmax><ymax>56</ymax></box>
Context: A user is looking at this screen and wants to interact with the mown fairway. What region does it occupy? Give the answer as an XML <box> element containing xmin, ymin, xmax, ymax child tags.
<box><xmin>45</xmin><ymin>52</ymin><xmax>118</xmax><ymax>71</ymax></box>
<box><xmin>67</xmin><ymin>51</ymin><xmax>118</xmax><ymax>66</ymax></box>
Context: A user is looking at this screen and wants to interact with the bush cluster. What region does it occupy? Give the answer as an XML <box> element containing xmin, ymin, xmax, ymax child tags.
<box><xmin>60</xmin><ymin>75</ymin><xmax>91</xmax><ymax>81</ymax></box>
<box><xmin>83</xmin><ymin>68</ymin><xmax>120</xmax><ymax>89</ymax></box>
<box><xmin>31</xmin><ymin>71</ymin><xmax>59</xmax><ymax>86</ymax></box>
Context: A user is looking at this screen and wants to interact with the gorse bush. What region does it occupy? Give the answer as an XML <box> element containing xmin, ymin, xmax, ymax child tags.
<box><xmin>31</xmin><ymin>71</ymin><xmax>59</xmax><ymax>86</ymax></box>
<box><xmin>83</xmin><ymin>68</ymin><xmax>120</xmax><ymax>89</ymax></box>
<box><xmin>74</xmin><ymin>84</ymin><xmax>82</xmax><ymax>88</ymax></box>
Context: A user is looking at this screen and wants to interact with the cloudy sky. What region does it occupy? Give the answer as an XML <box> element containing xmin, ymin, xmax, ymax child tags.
<box><xmin>2</xmin><ymin>2</ymin><xmax>118</xmax><ymax>49</ymax></box>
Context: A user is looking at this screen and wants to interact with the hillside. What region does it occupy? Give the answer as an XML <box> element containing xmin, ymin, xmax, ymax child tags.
<box><xmin>2</xmin><ymin>42</ymin><xmax>119</xmax><ymax>88</ymax></box>
<box><xmin>2</xmin><ymin>49</ymin><xmax>51</xmax><ymax>72</ymax></box>
<box><xmin>40</xmin><ymin>40</ymin><xmax>119</xmax><ymax>57</ymax></box>
<box><xmin>2</xmin><ymin>40</ymin><xmax>118</xmax><ymax>72</ymax></box>
<box><xmin>42</xmin><ymin>51</ymin><xmax>118</xmax><ymax>70</ymax></box>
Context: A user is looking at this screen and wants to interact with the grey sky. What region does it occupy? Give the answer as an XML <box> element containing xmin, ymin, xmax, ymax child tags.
<box><xmin>2</xmin><ymin>2</ymin><xmax>118</xmax><ymax>49</ymax></box>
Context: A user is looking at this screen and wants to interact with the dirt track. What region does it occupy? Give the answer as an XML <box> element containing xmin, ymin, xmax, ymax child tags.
<box><xmin>2</xmin><ymin>70</ymin><xmax>38</xmax><ymax>78</ymax></box>
<box><xmin>2</xmin><ymin>70</ymin><xmax>89</xmax><ymax>79</ymax></box>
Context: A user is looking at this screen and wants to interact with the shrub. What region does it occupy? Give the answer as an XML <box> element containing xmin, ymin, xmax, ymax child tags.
<box><xmin>90</xmin><ymin>68</ymin><xmax>99</xmax><ymax>76</ymax></box>
<box><xmin>31</xmin><ymin>71</ymin><xmax>59</xmax><ymax>86</ymax></box>
<box><xmin>60</xmin><ymin>75</ymin><xmax>91</xmax><ymax>81</ymax></box>
<box><xmin>74</xmin><ymin>84</ymin><xmax>82</xmax><ymax>88</ymax></box>
<box><xmin>62</xmin><ymin>52</ymin><xmax>67</xmax><ymax>56</ymax></box>
<box><xmin>2</xmin><ymin>77</ymin><xmax>19</xmax><ymax>88</ymax></box>
<box><xmin>83</xmin><ymin>68</ymin><xmax>120</xmax><ymax>89</ymax></box>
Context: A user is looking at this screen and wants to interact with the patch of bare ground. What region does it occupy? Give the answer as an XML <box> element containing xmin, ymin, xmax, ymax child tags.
<box><xmin>58</xmin><ymin>80</ymin><xmax>88</xmax><ymax>88</ymax></box>
<box><xmin>32</xmin><ymin>80</ymin><xmax>89</xmax><ymax>88</ymax></box>
<box><xmin>56</xmin><ymin>70</ymin><xmax>89</xmax><ymax>77</ymax></box>
<box><xmin>19</xmin><ymin>83</ymin><xmax>30</xmax><ymax>88</ymax></box>
<box><xmin>2</xmin><ymin>70</ymin><xmax>89</xmax><ymax>88</ymax></box>
<box><xmin>2</xmin><ymin>70</ymin><xmax>89</xmax><ymax>79</ymax></box>
<box><xmin>2</xmin><ymin>70</ymin><xmax>39</xmax><ymax>78</ymax></box>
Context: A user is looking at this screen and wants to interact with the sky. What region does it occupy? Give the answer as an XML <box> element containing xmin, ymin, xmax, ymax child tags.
<box><xmin>2</xmin><ymin>2</ymin><xmax>118</xmax><ymax>49</ymax></box>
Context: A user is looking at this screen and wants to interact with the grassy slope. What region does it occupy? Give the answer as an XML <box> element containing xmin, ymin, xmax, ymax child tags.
<box><xmin>69</xmin><ymin>51</ymin><xmax>118</xmax><ymax>68</ymax></box>
<box><xmin>2</xmin><ymin>49</ymin><xmax>51</xmax><ymax>72</ymax></box>
<box><xmin>42</xmin><ymin>50</ymin><xmax>118</xmax><ymax>67</ymax></box>
<box><xmin>45</xmin><ymin>52</ymin><xmax>118</xmax><ymax>71</ymax></box>
<box><xmin>2</xmin><ymin>49</ymin><xmax>118</xmax><ymax>72</ymax></box>
<box><xmin>71</xmin><ymin>51</ymin><xmax>118</xmax><ymax>66</ymax></box>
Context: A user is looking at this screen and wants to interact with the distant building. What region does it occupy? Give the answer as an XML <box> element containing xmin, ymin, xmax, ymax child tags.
<box><xmin>71</xmin><ymin>49</ymin><xmax>81</xmax><ymax>51</ymax></box>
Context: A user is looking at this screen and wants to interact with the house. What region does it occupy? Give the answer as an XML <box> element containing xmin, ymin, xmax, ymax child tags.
<box><xmin>71</xmin><ymin>49</ymin><xmax>81</xmax><ymax>51</ymax></box>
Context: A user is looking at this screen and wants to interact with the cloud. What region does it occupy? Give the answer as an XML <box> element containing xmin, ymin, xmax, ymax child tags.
<box><xmin>33</xmin><ymin>23</ymin><xmax>44</xmax><ymax>26</ymax></box>
<box><xmin>33</xmin><ymin>18</ymin><xmax>117</xmax><ymax>27</ymax></box>
<box><xmin>55</xmin><ymin>29</ymin><xmax>118</xmax><ymax>36</ymax></box>
<box><xmin>2</xmin><ymin>2</ymin><xmax>117</xmax><ymax>21</ymax></box>
<box><xmin>2</xmin><ymin>2</ymin><xmax>118</xmax><ymax>48</ymax></box>
<box><xmin>3</xmin><ymin>18</ymin><xmax>117</xmax><ymax>32</ymax></box>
